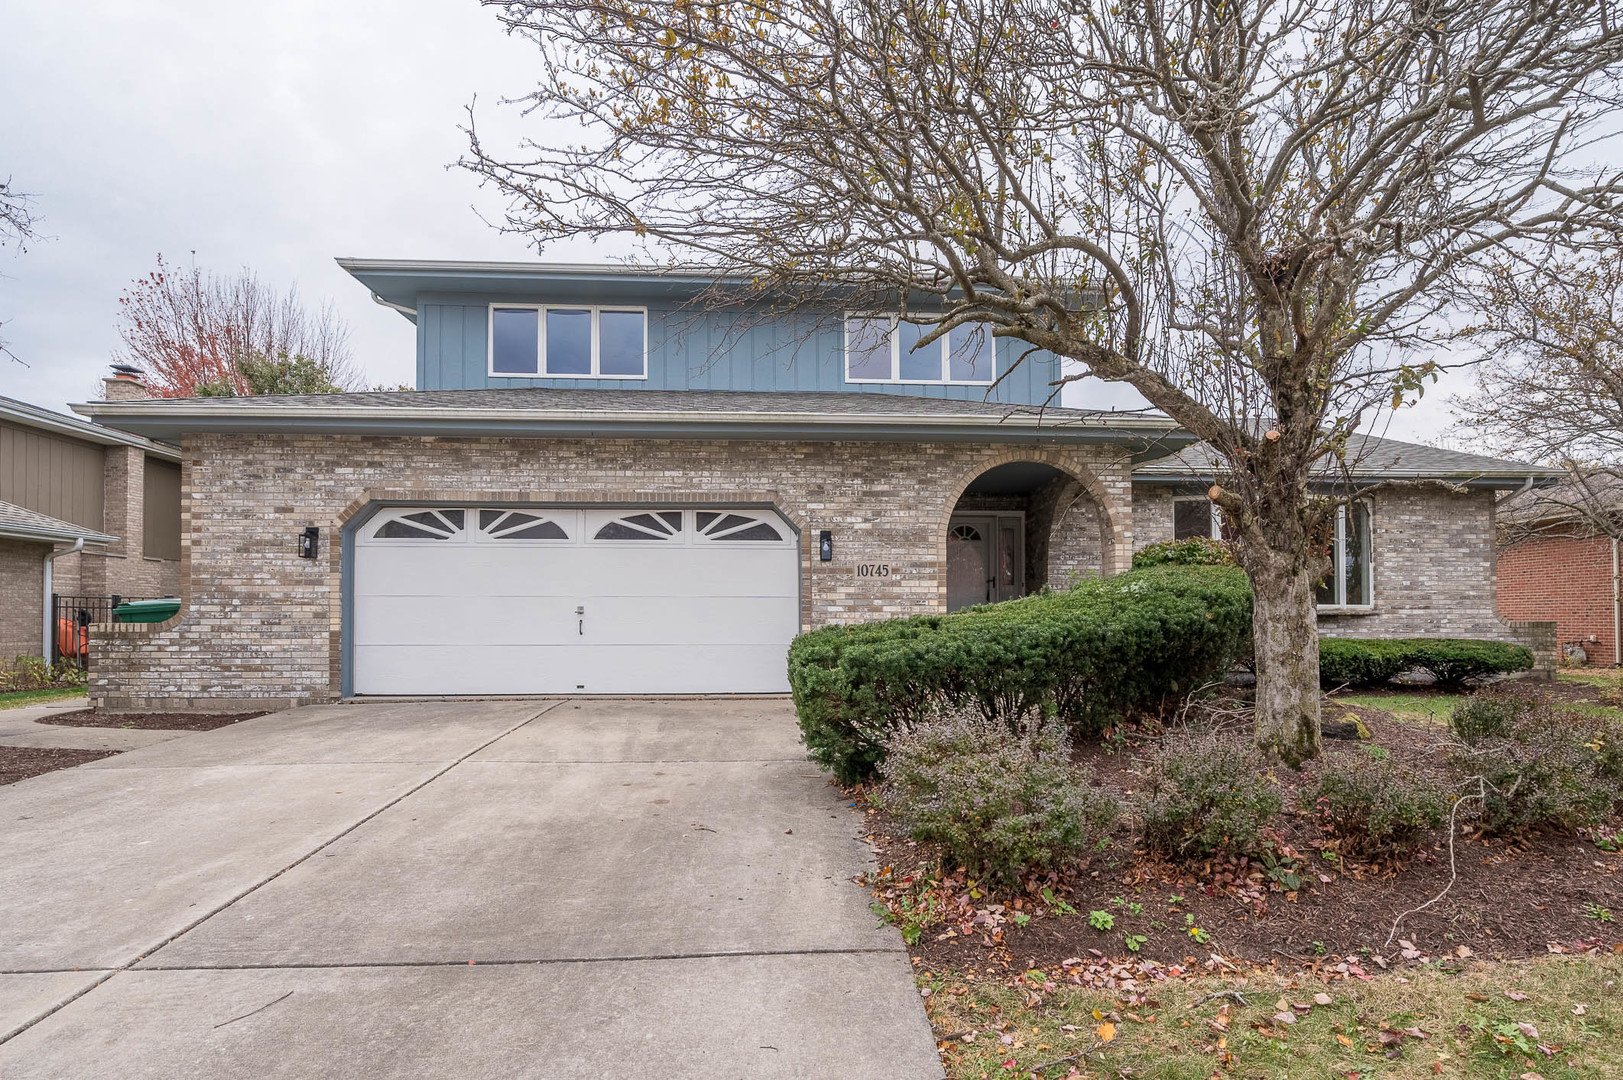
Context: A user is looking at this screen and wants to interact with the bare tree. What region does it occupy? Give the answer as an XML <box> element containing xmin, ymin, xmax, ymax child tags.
<box><xmin>464</xmin><ymin>0</ymin><xmax>1623</xmax><ymax>764</ymax></box>
<box><xmin>1455</xmin><ymin>253</ymin><xmax>1623</xmax><ymax>542</ymax></box>
<box><xmin>115</xmin><ymin>254</ymin><xmax>361</xmax><ymax>397</ymax></box>
<box><xmin>1</xmin><ymin>174</ymin><xmax>43</xmax><ymax>361</ymax></box>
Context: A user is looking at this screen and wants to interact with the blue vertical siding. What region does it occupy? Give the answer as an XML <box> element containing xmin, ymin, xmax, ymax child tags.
<box><xmin>415</xmin><ymin>296</ymin><xmax>1063</xmax><ymax>406</ymax></box>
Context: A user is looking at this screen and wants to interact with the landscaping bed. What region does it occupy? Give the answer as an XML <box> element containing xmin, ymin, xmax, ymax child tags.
<box><xmin>36</xmin><ymin>709</ymin><xmax>267</xmax><ymax>732</ymax></box>
<box><xmin>0</xmin><ymin>745</ymin><xmax>118</xmax><ymax>786</ymax></box>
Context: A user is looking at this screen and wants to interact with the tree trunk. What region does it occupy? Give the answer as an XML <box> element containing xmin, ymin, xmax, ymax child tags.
<box><xmin>1246</xmin><ymin>552</ymin><xmax>1323</xmax><ymax>768</ymax></box>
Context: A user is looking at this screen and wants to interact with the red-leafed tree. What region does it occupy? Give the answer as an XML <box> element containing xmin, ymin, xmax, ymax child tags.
<box><xmin>114</xmin><ymin>255</ymin><xmax>361</xmax><ymax>397</ymax></box>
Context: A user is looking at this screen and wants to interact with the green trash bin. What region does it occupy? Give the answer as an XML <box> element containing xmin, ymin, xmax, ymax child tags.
<box><xmin>112</xmin><ymin>598</ymin><xmax>181</xmax><ymax>624</ymax></box>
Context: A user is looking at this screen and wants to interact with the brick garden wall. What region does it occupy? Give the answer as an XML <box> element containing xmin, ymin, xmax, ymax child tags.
<box><xmin>1497</xmin><ymin>534</ymin><xmax>1617</xmax><ymax>666</ymax></box>
<box><xmin>90</xmin><ymin>434</ymin><xmax>1134</xmax><ymax>709</ymax></box>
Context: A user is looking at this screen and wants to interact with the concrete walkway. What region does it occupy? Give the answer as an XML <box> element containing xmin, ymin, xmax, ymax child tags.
<box><xmin>0</xmin><ymin>698</ymin><xmax>941</xmax><ymax>1078</ymax></box>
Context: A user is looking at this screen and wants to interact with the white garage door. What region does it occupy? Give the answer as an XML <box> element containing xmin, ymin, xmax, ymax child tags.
<box><xmin>352</xmin><ymin>506</ymin><xmax>800</xmax><ymax>695</ymax></box>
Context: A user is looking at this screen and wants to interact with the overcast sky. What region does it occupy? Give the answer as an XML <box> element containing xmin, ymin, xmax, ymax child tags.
<box><xmin>0</xmin><ymin>0</ymin><xmax>1463</xmax><ymax>442</ymax></box>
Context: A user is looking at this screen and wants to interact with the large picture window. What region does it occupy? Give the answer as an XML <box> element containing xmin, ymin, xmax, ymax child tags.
<box><xmin>843</xmin><ymin>314</ymin><xmax>995</xmax><ymax>385</ymax></box>
<box><xmin>1317</xmin><ymin>503</ymin><xmax>1373</xmax><ymax>608</ymax></box>
<box><xmin>488</xmin><ymin>305</ymin><xmax>647</xmax><ymax>378</ymax></box>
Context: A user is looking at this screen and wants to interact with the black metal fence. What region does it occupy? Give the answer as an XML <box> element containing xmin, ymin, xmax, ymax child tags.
<box><xmin>50</xmin><ymin>594</ymin><xmax>159</xmax><ymax>664</ymax></box>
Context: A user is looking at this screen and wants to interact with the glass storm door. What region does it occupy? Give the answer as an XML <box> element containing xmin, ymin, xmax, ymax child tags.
<box><xmin>946</xmin><ymin>514</ymin><xmax>1025</xmax><ymax>612</ymax></box>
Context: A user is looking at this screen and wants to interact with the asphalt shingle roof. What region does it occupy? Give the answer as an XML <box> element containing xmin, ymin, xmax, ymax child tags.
<box><xmin>0</xmin><ymin>501</ymin><xmax>117</xmax><ymax>545</ymax></box>
<box><xmin>117</xmin><ymin>385</ymin><xmax>1130</xmax><ymax>420</ymax></box>
<box><xmin>1134</xmin><ymin>434</ymin><xmax>1551</xmax><ymax>484</ymax></box>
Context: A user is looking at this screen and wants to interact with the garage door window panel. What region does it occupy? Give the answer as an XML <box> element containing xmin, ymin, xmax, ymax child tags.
<box><xmin>479</xmin><ymin>509</ymin><xmax>571</xmax><ymax>542</ymax></box>
<box><xmin>696</xmin><ymin>512</ymin><xmax>785</xmax><ymax>543</ymax></box>
<box><xmin>593</xmin><ymin>511</ymin><xmax>684</xmax><ymax>541</ymax></box>
<box><xmin>371</xmin><ymin>509</ymin><xmax>468</xmax><ymax>541</ymax></box>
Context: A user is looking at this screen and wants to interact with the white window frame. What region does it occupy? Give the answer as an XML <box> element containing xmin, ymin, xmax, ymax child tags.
<box><xmin>1318</xmin><ymin>501</ymin><xmax>1375</xmax><ymax>611</ymax></box>
<box><xmin>1171</xmin><ymin>497</ymin><xmax>1224</xmax><ymax>541</ymax></box>
<box><xmin>842</xmin><ymin>312</ymin><xmax>995</xmax><ymax>386</ymax></box>
<box><xmin>486</xmin><ymin>304</ymin><xmax>648</xmax><ymax>380</ymax></box>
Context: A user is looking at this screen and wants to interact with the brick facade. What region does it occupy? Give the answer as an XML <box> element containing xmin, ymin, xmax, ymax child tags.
<box><xmin>1137</xmin><ymin>484</ymin><xmax>1525</xmax><ymax>642</ymax></box>
<box><xmin>90</xmin><ymin>434</ymin><xmax>1134</xmax><ymax>709</ymax></box>
<box><xmin>0</xmin><ymin>539</ymin><xmax>47</xmax><ymax>660</ymax></box>
<box><xmin>1498</xmin><ymin>533</ymin><xmax>1618</xmax><ymax>666</ymax></box>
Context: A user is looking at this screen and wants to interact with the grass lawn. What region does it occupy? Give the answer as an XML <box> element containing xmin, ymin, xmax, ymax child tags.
<box><xmin>0</xmin><ymin>686</ymin><xmax>88</xmax><ymax>710</ymax></box>
<box><xmin>1336</xmin><ymin>690</ymin><xmax>1460</xmax><ymax>725</ymax></box>
<box><xmin>923</xmin><ymin>953</ymin><xmax>1623</xmax><ymax>1079</ymax></box>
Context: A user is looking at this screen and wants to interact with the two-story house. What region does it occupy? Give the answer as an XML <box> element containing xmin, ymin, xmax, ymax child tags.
<box><xmin>1</xmin><ymin>384</ymin><xmax>182</xmax><ymax>663</ymax></box>
<box><xmin>73</xmin><ymin>260</ymin><xmax>1552</xmax><ymax>710</ymax></box>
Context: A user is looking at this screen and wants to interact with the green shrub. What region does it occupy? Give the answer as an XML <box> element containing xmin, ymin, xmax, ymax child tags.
<box><xmin>1131</xmin><ymin>536</ymin><xmax>1235</xmax><ymax>569</ymax></box>
<box><xmin>788</xmin><ymin>564</ymin><xmax>1254</xmax><ymax>783</ymax></box>
<box><xmin>0</xmin><ymin>656</ymin><xmax>87</xmax><ymax>693</ymax></box>
<box><xmin>1301</xmin><ymin>749</ymin><xmax>1449</xmax><ymax>859</ymax></box>
<box><xmin>1449</xmin><ymin>695</ymin><xmax>1623</xmax><ymax>833</ymax></box>
<box><xmin>877</xmin><ymin>715</ymin><xmax>1121</xmax><ymax>886</ymax></box>
<box><xmin>1138</xmin><ymin>732</ymin><xmax>1283</xmax><ymax>861</ymax></box>
<box><xmin>1319</xmin><ymin>638</ymin><xmax>1534</xmax><ymax>689</ymax></box>
<box><xmin>1449</xmin><ymin>692</ymin><xmax>1533</xmax><ymax>744</ymax></box>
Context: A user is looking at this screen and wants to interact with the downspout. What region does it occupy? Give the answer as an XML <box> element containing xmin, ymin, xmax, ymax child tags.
<box><xmin>1613</xmin><ymin>536</ymin><xmax>1620</xmax><ymax>668</ymax></box>
<box><xmin>42</xmin><ymin>538</ymin><xmax>84</xmax><ymax>662</ymax></box>
<box><xmin>369</xmin><ymin>292</ymin><xmax>417</xmax><ymax>319</ymax></box>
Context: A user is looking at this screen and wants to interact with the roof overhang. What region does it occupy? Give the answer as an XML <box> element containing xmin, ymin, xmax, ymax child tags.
<box><xmin>74</xmin><ymin>397</ymin><xmax>1191</xmax><ymax>455</ymax></box>
<box><xmin>1132</xmin><ymin>470</ymin><xmax>1557</xmax><ymax>491</ymax></box>
<box><xmin>0</xmin><ymin>395</ymin><xmax>182</xmax><ymax>461</ymax></box>
<box><xmin>0</xmin><ymin>521</ymin><xmax>117</xmax><ymax>546</ymax></box>
<box><xmin>338</xmin><ymin>258</ymin><xmax>761</xmax><ymax>315</ymax></box>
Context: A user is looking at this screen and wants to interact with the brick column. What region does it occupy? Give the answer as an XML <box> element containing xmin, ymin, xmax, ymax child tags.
<box><xmin>102</xmin><ymin>445</ymin><xmax>145</xmax><ymax>567</ymax></box>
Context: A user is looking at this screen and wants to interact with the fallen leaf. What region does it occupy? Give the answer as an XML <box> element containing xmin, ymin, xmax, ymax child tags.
<box><xmin>1517</xmin><ymin>1022</ymin><xmax>1539</xmax><ymax>1040</ymax></box>
<box><xmin>1574</xmin><ymin>1004</ymin><xmax>1587</xmax><ymax>1015</ymax></box>
<box><xmin>1096</xmin><ymin>1022</ymin><xmax>1116</xmax><ymax>1043</ymax></box>
<box><xmin>1335</xmin><ymin>1034</ymin><xmax>1354</xmax><ymax>1047</ymax></box>
<box><xmin>1314</xmin><ymin>993</ymin><xmax>1334</xmax><ymax>1006</ymax></box>
<box><xmin>1272</xmin><ymin>1012</ymin><xmax>1296</xmax><ymax>1025</ymax></box>
<box><xmin>1504</xmin><ymin>990</ymin><xmax>1529</xmax><ymax>1001</ymax></box>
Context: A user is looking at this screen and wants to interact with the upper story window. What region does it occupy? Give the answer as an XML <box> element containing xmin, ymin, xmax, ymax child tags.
<box><xmin>844</xmin><ymin>314</ymin><xmax>995</xmax><ymax>385</ymax></box>
<box><xmin>1316</xmin><ymin>502</ymin><xmax>1373</xmax><ymax>609</ymax></box>
<box><xmin>489</xmin><ymin>304</ymin><xmax>647</xmax><ymax>379</ymax></box>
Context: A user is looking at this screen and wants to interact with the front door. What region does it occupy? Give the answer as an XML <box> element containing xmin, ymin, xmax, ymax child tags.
<box><xmin>946</xmin><ymin>513</ymin><xmax>1025</xmax><ymax>612</ymax></box>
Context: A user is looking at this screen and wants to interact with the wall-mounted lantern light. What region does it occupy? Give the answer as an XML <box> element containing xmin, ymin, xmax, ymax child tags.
<box><xmin>818</xmin><ymin>530</ymin><xmax>834</xmax><ymax>562</ymax></box>
<box><xmin>299</xmin><ymin>526</ymin><xmax>320</xmax><ymax>560</ymax></box>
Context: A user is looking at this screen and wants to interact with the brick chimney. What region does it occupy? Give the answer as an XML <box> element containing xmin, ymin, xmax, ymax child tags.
<box><xmin>103</xmin><ymin>363</ymin><xmax>152</xmax><ymax>401</ymax></box>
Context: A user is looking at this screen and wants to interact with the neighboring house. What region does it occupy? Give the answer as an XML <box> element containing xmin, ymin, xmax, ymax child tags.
<box><xmin>71</xmin><ymin>260</ymin><xmax>1551</xmax><ymax>710</ymax></box>
<box><xmin>0</xmin><ymin>382</ymin><xmax>183</xmax><ymax>661</ymax></box>
<box><xmin>1495</xmin><ymin>477</ymin><xmax>1622</xmax><ymax>667</ymax></box>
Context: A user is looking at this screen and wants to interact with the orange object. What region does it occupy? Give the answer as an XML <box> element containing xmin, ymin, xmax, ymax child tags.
<box><xmin>55</xmin><ymin>616</ymin><xmax>88</xmax><ymax>659</ymax></box>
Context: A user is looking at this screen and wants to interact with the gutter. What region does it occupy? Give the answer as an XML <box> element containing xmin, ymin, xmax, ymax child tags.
<box><xmin>1495</xmin><ymin>473</ymin><xmax>1537</xmax><ymax>505</ymax></box>
<box><xmin>73</xmin><ymin>401</ymin><xmax>1189</xmax><ymax>446</ymax></box>
<box><xmin>42</xmin><ymin>538</ymin><xmax>83</xmax><ymax>661</ymax></box>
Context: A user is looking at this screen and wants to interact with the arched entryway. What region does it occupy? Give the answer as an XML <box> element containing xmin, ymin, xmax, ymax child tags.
<box><xmin>944</xmin><ymin>460</ymin><xmax>1114</xmax><ymax>611</ymax></box>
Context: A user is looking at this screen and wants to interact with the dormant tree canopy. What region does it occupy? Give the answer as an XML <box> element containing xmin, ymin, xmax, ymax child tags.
<box><xmin>467</xmin><ymin>0</ymin><xmax>1623</xmax><ymax>763</ymax></box>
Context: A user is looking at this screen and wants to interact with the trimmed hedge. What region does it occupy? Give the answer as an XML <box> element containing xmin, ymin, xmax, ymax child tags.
<box><xmin>1318</xmin><ymin>637</ymin><xmax>1533</xmax><ymax>689</ymax></box>
<box><xmin>788</xmin><ymin>564</ymin><xmax>1254</xmax><ymax>783</ymax></box>
<box><xmin>1131</xmin><ymin>537</ymin><xmax>1236</xmax><ymax>570</ymax></box>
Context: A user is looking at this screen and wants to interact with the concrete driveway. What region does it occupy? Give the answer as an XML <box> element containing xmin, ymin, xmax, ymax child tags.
<box><xmin>0</xmin><ymin>698</ymin><xmax>942</xmax><ymax>1078</ymax></box>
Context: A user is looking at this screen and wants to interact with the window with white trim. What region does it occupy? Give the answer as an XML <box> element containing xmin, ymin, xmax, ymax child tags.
<box><xmin>1172</xmin><ymin>498</ymin><xmax>1220</xmax><ymax>540</ymax></box>
<box><xmin>1316</xmin><ymin>502</ymin><xmax>1373</xmax><ymax>608</ymax></box>
<box><xmin>488</xmin><ymin>305</ymin><xmax>647</xmax><ymax>378</ymax></box>
<box><xmin>843</xmin><ymin>314</ymin><xmax>994</xmax><ymax>385</ymax></box>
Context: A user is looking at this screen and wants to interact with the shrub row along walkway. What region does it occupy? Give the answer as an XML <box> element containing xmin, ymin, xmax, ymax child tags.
<box><xmin>0</xmin><ymin>698</ymin><xmax>941</xmax><ymax>1078</ymax></box>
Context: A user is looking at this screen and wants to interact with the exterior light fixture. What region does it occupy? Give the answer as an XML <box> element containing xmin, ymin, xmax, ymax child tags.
<box><xmin>299</xmin><ymin>526</ymin><xmax>320</xmax><ymax>560</ymax></box>
<box><xmin>819</xmin><ymin>530</ymin><xmax>833</xmax><ymax>561</ymax></box>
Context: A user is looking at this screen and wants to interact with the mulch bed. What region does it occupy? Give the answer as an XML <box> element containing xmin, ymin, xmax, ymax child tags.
<box><xmin>863</xmin><ymin>684</ymin><xmax>1623</xmax><ymax>974</ymax></box>
<box><xmin>0</xmin><ymin>745</ymin><xmax>119</xmax><ymax>786</ymax></box>
<box><xmin>36</xmin><ymin>709</ymin><xmax>267</xmax><ymax>731</ymax></box>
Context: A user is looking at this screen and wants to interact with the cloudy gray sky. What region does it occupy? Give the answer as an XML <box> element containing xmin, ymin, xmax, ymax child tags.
<box><xmin>0</xmin><ymin>0</ymin><xmax>1461</xmax><ymax>441</ymax></box>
